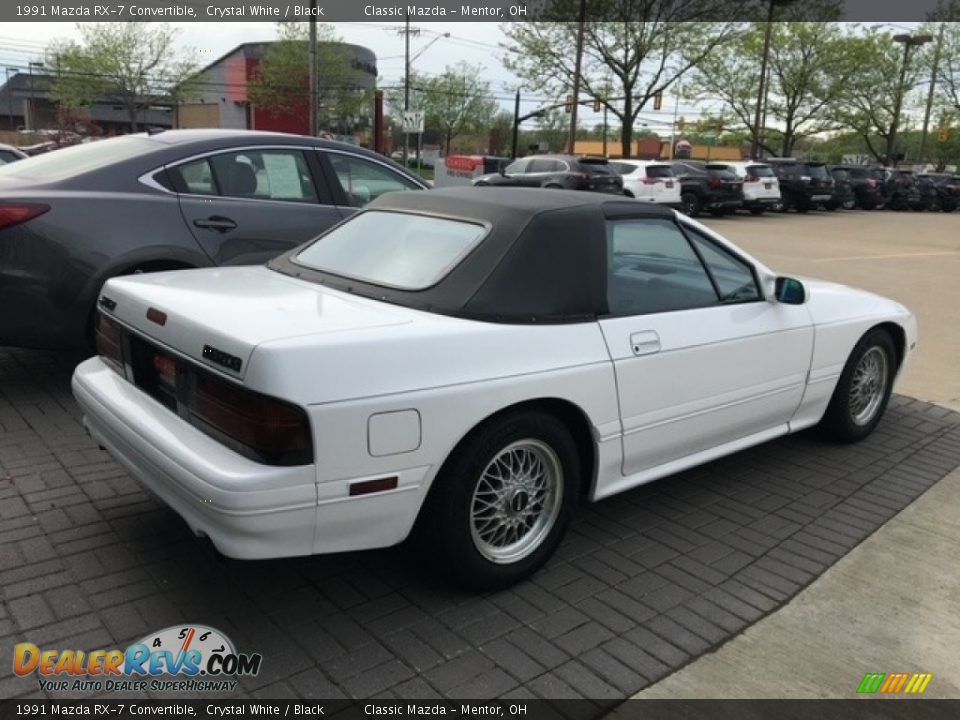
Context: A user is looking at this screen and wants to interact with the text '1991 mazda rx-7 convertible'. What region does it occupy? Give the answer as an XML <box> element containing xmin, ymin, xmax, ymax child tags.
<box><xmin>72</xmin><ymin>187</ymin><xmax>917</xmax><ymax>589</ymax></box>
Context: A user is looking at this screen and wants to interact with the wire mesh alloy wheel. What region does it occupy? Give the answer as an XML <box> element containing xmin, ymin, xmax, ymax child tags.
<box><xmin>849</xmin><ymin>346</ymin><xmax>889</xmax><ymax>426</ymax></box>
<box><xmin>469</xmin><ymin>439</ymin><xmax>564</xmax><ymax>564</ymax></box>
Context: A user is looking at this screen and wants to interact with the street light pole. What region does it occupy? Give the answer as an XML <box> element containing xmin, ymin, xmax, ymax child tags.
<box><xmin>889</xmin><ymin>33</ymin><xmax>933</xmax><ymax>167</ymax></box>
<box><xmin>918</xmin><ymin>23</ymin><xmax>946</xmax><ymax>165</ymax></box>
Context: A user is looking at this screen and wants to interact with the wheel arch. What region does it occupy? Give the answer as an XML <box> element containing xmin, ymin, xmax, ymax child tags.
<box><xmin>872</xmin><ymin>321</ymin><xmax>907</xmax><ymax>373</ymax></box>
<box><xmin>418</xmin><ymin>397</ymin><xmax>598</xmax><ymax>521</ymax></box>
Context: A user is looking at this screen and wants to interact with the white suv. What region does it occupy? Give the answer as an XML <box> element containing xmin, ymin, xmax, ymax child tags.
<box><xmin>708</xmin><ymin>161</ymin><xmax>782</xmax><ymax>214</ymax></box>
<box><xmin>610</xmin><ymin>160</ymin><xmax>682</xmax><ymax>208</ymax></box>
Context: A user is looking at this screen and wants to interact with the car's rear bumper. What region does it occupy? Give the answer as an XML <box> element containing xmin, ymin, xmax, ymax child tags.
<box><xmin>743</xmin><ymin>197</ymin><xmax>780</xmax><ymax>209</ymax></box>
<box><xmin>73</xmin><ymin>356</ymin><xmax>319</xmax><ymax>559</ymax></box>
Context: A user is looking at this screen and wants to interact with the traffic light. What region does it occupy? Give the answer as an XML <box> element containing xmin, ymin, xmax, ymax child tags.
<box><xmin>938</xmin><ymin>126</ymin><xmax>950</xmax><ymax>142</ymax></box>
<box><xmin>565</xmin><ymin>94</ymin><xmax>573</xmax><ymax>113</ymax></box>
<box><xmin>653</xmin><ymin>93</ymin><xmax>663</xmax><ymax>111</ymax></box>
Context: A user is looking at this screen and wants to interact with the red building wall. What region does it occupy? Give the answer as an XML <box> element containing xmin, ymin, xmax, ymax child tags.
<box><xmin>245</xmin><ymin>56</ymin><xmax>309</xmax><ymax>135</ymax></box>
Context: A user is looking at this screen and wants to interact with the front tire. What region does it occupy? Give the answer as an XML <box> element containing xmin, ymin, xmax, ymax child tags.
<box><xmin>819</xmin><ymin>329</ymin><xmax>896</xmax><ymax>443</ymax></box>
<box><xmin>420</xmin><ymin>411</ymin><xmax>578</xmax><ymax>590</ymax></box>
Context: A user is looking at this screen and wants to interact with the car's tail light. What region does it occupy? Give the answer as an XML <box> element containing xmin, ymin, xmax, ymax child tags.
<box><xmin>866</xmin><ymin>178</ymin><xmax>878</xmax><ymax>188</ymax></box>
<box><xmin>189</xmin><ymin>371</ymin><xmax>312</xmax><ymax>466</ymax></box>
<box><xmin>641</xmin><ymin>177</ymin><xmax>661</xmax><ymax>185</ymax></box>
<box><xmin>745</xmin><ymin>174</ymin><xmax>759</xmax><ymax>183</ymax></box>
<box><xmin>707</xmin><ymin>176</ymin><xmax>723</xmax><ymax>188</ymax></box>
<box><xmin>0</xmin><ymin>203</ymin><xmax>49</xmax><ymax>230</ymax></box>
<box><xmin>95</xmin><ymin>313</ymin><xmax>124</xmax><ymax>374</ymax></box>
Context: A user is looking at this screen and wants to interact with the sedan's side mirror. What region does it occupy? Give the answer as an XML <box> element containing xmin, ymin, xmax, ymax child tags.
<box><xmin>775</xmin><ymin>277</ymin><xmax>806</xmax><ymax>304</ymax></box>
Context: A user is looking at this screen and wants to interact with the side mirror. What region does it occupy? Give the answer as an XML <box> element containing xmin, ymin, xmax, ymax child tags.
<box><xmin>775</xmin><ymin>277</ymin><xmax>806</xmax><ymax>305</ymax></box>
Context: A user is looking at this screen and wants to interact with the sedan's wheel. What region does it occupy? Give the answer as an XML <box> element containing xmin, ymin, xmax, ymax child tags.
<box><xmin>681</xmin><ymin>192</ymin><xmax>701</xmax><ymax>217</ymax></box>
<box><xmin>420</xmin><ymin>411</ymin><xmax>578</xmax><ymax>589</ymax></box>
<box><xmin>819</xmin><ymin>329</ymin><xmax>896</xmax><ymax>443</ymax></box>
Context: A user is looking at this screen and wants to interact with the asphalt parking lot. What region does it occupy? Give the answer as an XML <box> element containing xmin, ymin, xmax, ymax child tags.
<box><xmin>1</xmin><ymin>210</ymin><xmax>958</xmax><ymax>702</ymax></box>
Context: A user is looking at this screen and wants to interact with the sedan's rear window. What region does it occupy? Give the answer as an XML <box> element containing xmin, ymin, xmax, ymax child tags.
<box><xmin>0</xmin><ymin>136</ymin><xmax>159</xmax><ymax>181</ymax></box>
<box><xmin>293</xmin><ymin>210</ymin><xmax>486</xmax><ymax>290</ymax></box>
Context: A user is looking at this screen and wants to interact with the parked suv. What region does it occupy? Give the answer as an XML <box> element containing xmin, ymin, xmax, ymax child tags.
<box><xmin>707</xmin><ymin>161</ymin><xmax>781</xmax><ymax>215</ymax></box>
<box><xmin>880</xmin><ymin>169</ymin><xmax>922</xmax><ymax>211</ymax></box>
<box><xmin>829</xmin><ymin>165</ymin><xmax>885</xmax><ymax>209</ymax></box>
<box><xmin>917</xmin><ymin>173</ymin><xmax>960</xmax><ymax>212</ymax></box>
<box><xmin>610</xmin><ymin>160</ymin><xmax>681</xmax><ymax>207</ymax></box>
<box><xmin>765</xmin><ymin>159</ymin><xmax>834</xmax><ymax>212</ymax></box>
<box><xmin>669</xmin><ymin>160</ymin><xmax>744</xmax><ymax>217</ymax></box>
<box><xmin>473</xmin><ymin>155</ymin><xmax>623</xmax><ymax>194</ymax></box>
<box><xmin>825</xmin><ymin>167</ymin><xmax>857</xmax><ymax>210</ymax></box>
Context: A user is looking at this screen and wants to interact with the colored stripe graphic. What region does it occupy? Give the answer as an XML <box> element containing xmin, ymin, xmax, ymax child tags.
<box><xmin>858</xmin><ymin>672</ymin><xmax>933</xmax><ymax>695</ymax></box>
<box><xmin>857</xmin><ymin>673</ymin><xmax>886</xmax><ymax>694</ymax></box>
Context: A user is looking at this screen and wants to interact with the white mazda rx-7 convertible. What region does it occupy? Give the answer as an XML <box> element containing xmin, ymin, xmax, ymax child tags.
<box><xmin>73</xmin><ymin>187</ymin><xmax>917</xmax><ymax>589</ymax></box>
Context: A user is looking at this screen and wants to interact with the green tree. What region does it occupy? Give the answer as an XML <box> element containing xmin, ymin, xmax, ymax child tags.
<box><xmin>502</xmin><ymin>0</ymin><xmax>740</xmax><ymax>158</ymax></box>
<box><xmin>689</xmin><ymin>21</ymin><xmax>857</xmax><ymax>157</ymax></box>
<box><xmin>835</xmin><ymin>29</ymin><xmax>927</xmax><ymax>164</ymax></box>
<box><xmin>389</xmin><ymin>63</ymin><xmax>498</xmax><ymax>155</ymax></box>
<box><xmin>248</xmin><ymin>22</ymin><xmax>369</xmax><ymax>134</ymax></box>
<box><xmin>49</xmin><ymin>23</ymin><xmax>196</xmax><ymax>132</ymax></box>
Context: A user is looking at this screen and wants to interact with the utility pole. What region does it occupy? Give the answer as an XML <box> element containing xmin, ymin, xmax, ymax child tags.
<box><xmin>308</xmin><ymin>1</ymin><xmax>318</xmax><ymax>137</ymax></box>
<box><xmin>890</xmin><ymin>33</ymin><xmax>933</xmax><ymax>166</ymax></box>
<box><xmin>566</xmin><ymin>0</ymin><xmax>586</xmax><ymax>155</ymax></box>
<box><xmin>395</xmin><ymin>19</ymin><xmax>422</xmax><ymax>165</ymax></box>
<box><xmin>511</xmin><ymin>88</ymin><xmax>520</xmax><ymax>159</ymax></box>
<box><xmin>918</xmin><ymin>22</ymin><xmax>946</xmax><ymax>166</ymax></box>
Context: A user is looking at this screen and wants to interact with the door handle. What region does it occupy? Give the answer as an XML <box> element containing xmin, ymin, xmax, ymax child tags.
<box><xmin>630</xmin><ymin>330</ymin><xmax>661</xmax><ymax>356</ymax></box>
<box><xmin>193</xmin><ymin>216</ymin><xmax>237</xmax><ymax>232</ymax></box>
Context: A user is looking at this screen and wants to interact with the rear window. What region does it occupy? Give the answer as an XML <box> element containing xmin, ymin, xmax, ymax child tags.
<box><xmin>746</xmin><ymin>165</ymin><xmax>775</xmax><ymax>178</ymax></box>
<box><xmin>805</xmin><ymin>164</ymin><xmax>829</xmax><ymax>179</ymax></box>
<box><xmin>609</xmin><ymin>162</ymin><xmax>637</xmax><ymax>176</ymax></box>
<box><xmin>706</xmin><ymin>168</ymin><xmax>738</xmax><ymax>180</ymax></box>
<box><xmin>576</xmin><ymin>161</ymin><xmax>614</xmax><ymax>176</ymax></box>
<box><xmin>293</xmin><ymin>210</ymin><xmax>486</xmax><ymax>290</ymax></box>
<box><xmin>830</xmin><ymin>169</ymin><xmax>850</xmax><ymax>181</ymax></box>
<box><xmin>645</xmin><ymin>165</ymin><xmax>674</xmax><ymax>178</ymax></box>
<box><xmin>0</xmin><ymin>149</ymin><xmax>23</xmax><ymax>165</ymax></box>
<box><xmin>0</xmin><ymin>136</ymin><xmax>158</xmax><ymax>181</ymax></box>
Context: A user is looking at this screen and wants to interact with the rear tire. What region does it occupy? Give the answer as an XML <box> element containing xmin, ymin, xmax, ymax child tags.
<box><xmin>419</xmin><ymin>411</ymin><xmax>579</xmax><ymax>590</ymax></box>
<box><xmin>819</xmin><ymin>328</ymin><xmax>896</xmax><ymax>443</ymax></box>
<box><xmin>681</xmin><ymin>192</ymin><xmax>701</xmax><ymax>217</ymax></box>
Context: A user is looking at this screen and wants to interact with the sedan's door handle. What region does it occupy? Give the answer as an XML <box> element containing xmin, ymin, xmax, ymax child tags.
<box><xmin>630</xmin><ymin>330</ymin><xmax>661</xmax><ymax>356</ymax></box>
<box><xmin>193</xmin><ymin>216</ymin><xmax>237</xmax><ymax>232</ymax></box>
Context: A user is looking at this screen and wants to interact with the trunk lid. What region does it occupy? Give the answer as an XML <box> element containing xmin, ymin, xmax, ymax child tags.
<box><xmin>100</xmin><ymin>266</ymin><xmax>413</xmax><ymax>379</ymax></box>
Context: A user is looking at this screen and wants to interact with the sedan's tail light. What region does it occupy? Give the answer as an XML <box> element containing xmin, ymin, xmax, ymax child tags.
<box><xmin>641</xmin><ymin>177</ymin><xmax>661</xmax><ymax>185</ymax></box>
<box><xmin>189</xmin><ymin>371</ymin><xmax>312</xmax><ymax>466</ymax></box>
<box><xmin>0</xmin><ymin>203</ymin><xmax>49</xmax><ymax>230</ymax></box>
<box><xmin>95</xmin><ymin>313</ymin><xmax>125</xmax><ymax>374</ymax></box>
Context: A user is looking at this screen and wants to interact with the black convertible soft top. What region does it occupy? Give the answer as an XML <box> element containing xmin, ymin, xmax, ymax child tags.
<box><xmin>270</xmin><ymin>186</ymin><xmax>675</xmax><ymax>324</ymax></box>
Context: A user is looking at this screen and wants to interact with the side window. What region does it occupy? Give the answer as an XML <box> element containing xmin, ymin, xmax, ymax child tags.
<box><xmin>605</xmin><ymin>219</ymin><xmax>718</xmax><ymax>316</ymax></box>
<box><xmin>170</xmin><ymin>150</ymin><xmax>318</xmax><ymax>202</ymax></box>
<box><xmin>209</xmin><ymin>150</ymin><xmax>317</xmax><ymax>202</ymax></box>
<box><xmin>504</xmin><ymin>159</ymin><xmax>528</xmax><ymax>174</ymax></box>
<box><xmin>685</xmin><ymin>230</ymin><xmax>762</xmax><ymax>303</ymax></box>
<box><xmin>526</xmin><ymin>159</ymin><xmax>554</xmax><ymax>173</ymax></box>
<box><xmin>174</xmin><ymin>157</ymin><xmax>216</xmax><ymax>195</ymax></box>
<box><xmin>327</xmin><ymin>153</ymin><xmax>420</xmax><ymax>207</ymax></box>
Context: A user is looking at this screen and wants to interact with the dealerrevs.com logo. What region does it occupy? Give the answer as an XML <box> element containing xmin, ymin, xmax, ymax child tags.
<box><xmin>13</xmin><ymin>625</ymin><xmax>262</xmax><ymax>693</ymax></box>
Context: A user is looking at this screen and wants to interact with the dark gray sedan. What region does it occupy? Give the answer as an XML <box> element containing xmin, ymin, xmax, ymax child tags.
<box><xmin>0</xmin><ymin>129</ymin><xmax>428</xmax><ymax>349</ymax></box>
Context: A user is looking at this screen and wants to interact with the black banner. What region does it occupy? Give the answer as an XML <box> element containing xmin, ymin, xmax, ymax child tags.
<box><xmin>3</xmin><ymin>700</ymin><xmax>960</xmax><ymax>720</ymax></box>
<box><xmin>1</xmin><ymin>0</ymin><xmax>958</xmax><ymax>23</ymax></box>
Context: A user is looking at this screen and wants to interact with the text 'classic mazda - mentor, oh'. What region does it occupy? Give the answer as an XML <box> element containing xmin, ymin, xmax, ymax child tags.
<box><xmin>72</xmin><ymin>187</ymin><xmax>917</xmax><ymax>589</ymax></box>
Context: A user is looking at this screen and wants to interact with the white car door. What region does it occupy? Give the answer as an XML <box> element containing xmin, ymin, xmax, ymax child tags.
<box><xmin>597</xmin><ymin>216</ymin><xmax>814</xmax><ymax>482</ymax></box>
